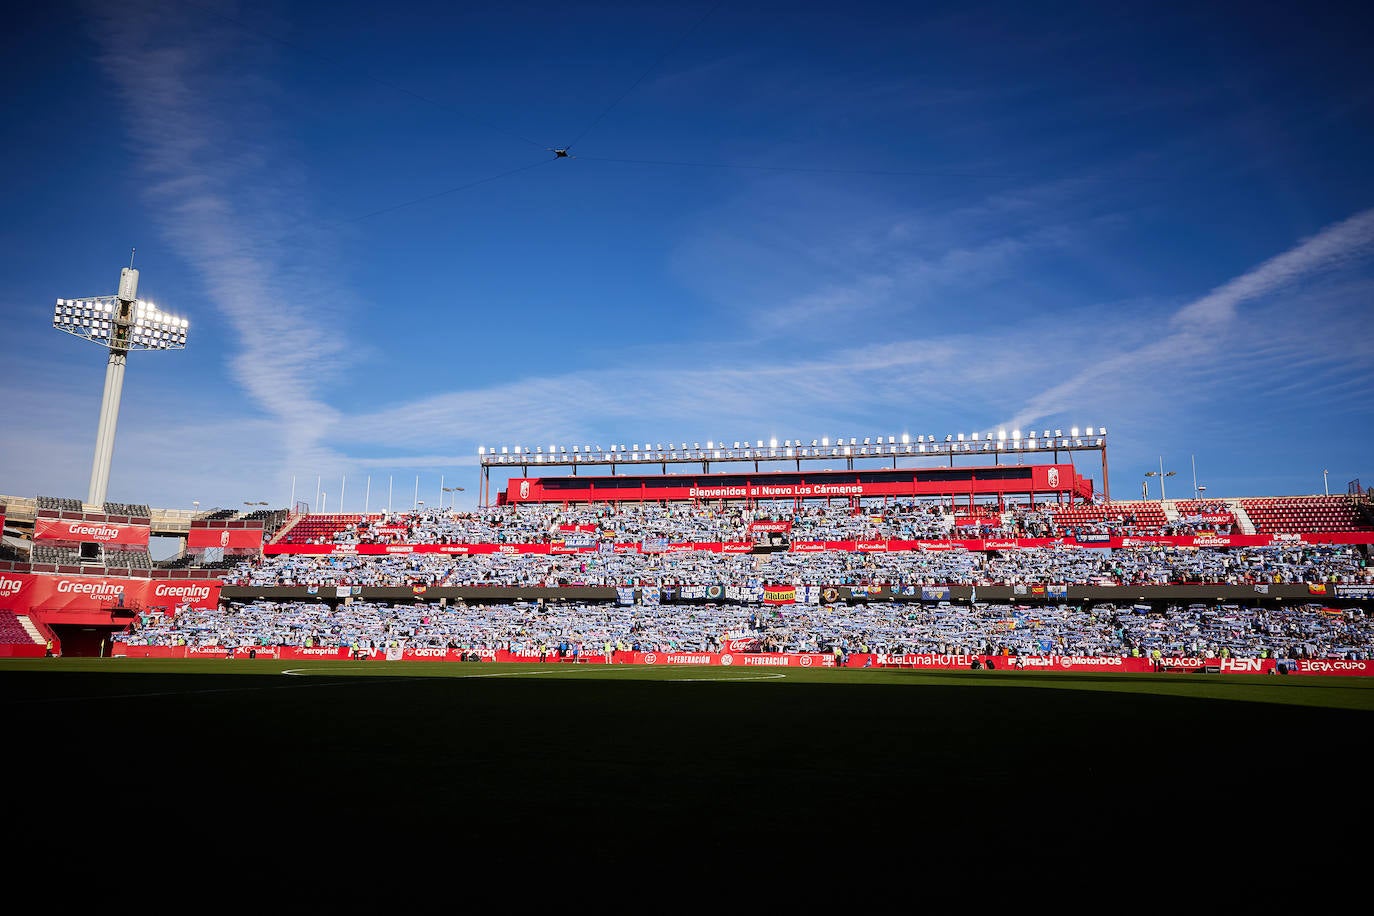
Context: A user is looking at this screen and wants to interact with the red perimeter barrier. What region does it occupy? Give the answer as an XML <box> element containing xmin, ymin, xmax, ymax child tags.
<box><xmin>107</xmin><ymin>644</ymin><xmax>1374</xmax><ymax>675</ymax></box>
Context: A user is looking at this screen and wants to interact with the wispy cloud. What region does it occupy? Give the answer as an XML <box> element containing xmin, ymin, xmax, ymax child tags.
<box><xmin>675</xmin><ymin>168</ymin><xmax>1122</xmax><ymax>337</ymax></box>
<box><xmin>8</xmin><ymin>4</ymin><xmax>1360</xmax><ymax>512</ymax></box>
<box><xmin>321</xmin><ymin>205</ymin><xmax>1374</xmax><ymax>493</ymax></box>
<box><xmin>332</xmin><ymin>329</ymin><xmax>1030</xmax><ymax>453</ymax></box>
<box><xmin>89</xmin><ymin>3</ymin><xmax>348</xmax><ymax>463</ymax></box>
<box><xmin>1003</xmin><ymin>207</ymin><xmax>1374</xmax><ymax>433</ymax></box>
<box><xmin>1171</xmin><ymin>208</ymin><xmax>1374</xmax><ymax>329</ymax></box>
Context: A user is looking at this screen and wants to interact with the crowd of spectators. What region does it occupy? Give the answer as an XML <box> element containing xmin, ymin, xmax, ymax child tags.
<box><xmin>221</xmin><ymin>542</ymin><xmax>1372</xmax><ymax>589</ymax></box>
<box><xmin>159</xmin><ymin>499</ymin><xmax>1374</xmax><ymax>663</ymax></box>
<box><xmin>115</xmin><ymin>597</ymin><xmax>1374</xmax><ymax>662</ymax></box>
<box><xmin>280</xmin><ymin>496</ymin><xmax>1275</xmax><ymax>551</ymax></box>
<box><xmin>292</xmin><ymin>500</ymin><xmax>1129</xmax><ymax>546</ymax></box>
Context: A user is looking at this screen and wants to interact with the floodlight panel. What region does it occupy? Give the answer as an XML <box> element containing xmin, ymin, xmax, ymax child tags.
<box><xmin>129</xmin><ymin>300</ymin><xmax>189</xmax><ymax>349</ymax></box>
<box><xmin>53</xmin><ymin>295</ymin><xmax>120</xmax><ymax>345</ymax></box>
<box><xmin>54</xmin><ymin>295</ymin><xmax>187</xmax><ymax>350</ymax></box>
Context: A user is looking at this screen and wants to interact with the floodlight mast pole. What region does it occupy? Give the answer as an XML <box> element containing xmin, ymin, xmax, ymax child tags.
<box><xmin>56</xmin><ymin>258</ymin><xmax>187</xmax><ymax>508</ymax></box>
<box><xmin>87</xmin><ymin>266</ymin><xmax>140</xmax><ymax>508</ymax></box>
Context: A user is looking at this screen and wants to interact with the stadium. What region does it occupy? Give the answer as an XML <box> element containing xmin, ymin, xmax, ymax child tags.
<box><xmin>7</xmin><ymin>4</ymin><xmax>1374</xmax><ymax>876</ymax></box>
<box><xmin>10</xmin><ymin>292</ymin><xmax>1374</xmax><ymax>866</ymax></box>
<box><xmin>7</xmin><ymin>439</ymin><xmax>1374</xmax><ymax>868</ymax></box>
<box><xmin>4</xmin><ymin>428</ymin><xmax>1372</xmax><ymax>671</ymax></box>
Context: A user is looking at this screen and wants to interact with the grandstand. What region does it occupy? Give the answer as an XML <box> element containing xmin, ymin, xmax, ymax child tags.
<box><xmin>3</xmin><ymin>431</ymin><xmax>1372</xmax><ymax>664</ymax></box>
<box><xmin>272</xmin><ymin>513</ymin><xmax>364</xmax><ymax>544</ymax></box>
<box><xmin>1040</xmin><ymin>499</ymin><xmax>1170</xmax><ymax>534</ymax></box>
<box><xmin>28</xmin><ymin>543</ymin><xmax>83</xmax><ymax>565</ymax></box>
<box><xmin>1170</xmin><ymin>499</ymin><xmax>1237</xmax><ymax>528</ymax></box>
<box><xmin>1239</xmin><ymin>495</ymin><xmax>1374</xmax><ymax>536</ymax></box>
<box><xmin>0</xmin><ymin>610</ymin><xmax>44</xmax><ymax>650</ymax></box>
<box><xmin>242</xmin><ymin>506</ymin><xmax>291</xmax><ymax>538</ymax></box>
<box><xmin>102</xmin><ymin>502</ymin><xmax>151</xmax><ymax>519</ymax></box>
<box><xmin>35</xmin><ymin>495</ymin><xmax>83</xmax><ymax>512</ymax></box>
<box><xmin>104</xmin><ymin>548</ymin><xmax>153</xmax><ymax>569</ymax></box>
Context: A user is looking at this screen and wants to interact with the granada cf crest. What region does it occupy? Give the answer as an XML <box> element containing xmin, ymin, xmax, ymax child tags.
<box><xmin>519</xmin><ymin>480</ymin><xmax>530</xmax><ymax>499</ymax></box>
<box><xmin>1047</xmin><ymin>467</ymin><xmax>1060</xmax><ymax>488</ymax></box>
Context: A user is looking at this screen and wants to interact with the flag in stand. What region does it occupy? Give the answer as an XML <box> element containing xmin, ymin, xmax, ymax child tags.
<box><xmin>763</xmin><ymin>585</ymin><xmax>797</xmax><ymax>605</ymax></box>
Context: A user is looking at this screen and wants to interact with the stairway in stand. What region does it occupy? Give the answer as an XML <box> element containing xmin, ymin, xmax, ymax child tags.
<box><xmin>269</xmin><ymin>514</ymin><xmax>305</xmax><ymax>544</ymax></box>
<box><xmin>19</xmin><ymin>616</ymin><xmax>43</xmax><ymax>642</ymax></box>
<box><xmin>1228</xmin><ymin>500</ymin><xmax>1256</xmax><ymax>535</ymax></box>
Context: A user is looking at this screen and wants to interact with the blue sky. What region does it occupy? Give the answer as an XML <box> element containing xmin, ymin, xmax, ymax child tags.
<box><xmin>2</xmin><ymin>0</ymin><xmax>1372</xmax><ymax>514</ymax></box>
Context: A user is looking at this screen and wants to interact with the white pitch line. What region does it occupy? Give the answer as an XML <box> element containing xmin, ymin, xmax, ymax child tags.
<box><xmin>667</xmin><ymin>673</ymin><xmax>788</xmax><ymax>682</ymax></box>
<box><xmin>448</xmin><ymin>669</ymin><xmax>570</xmax><ymax>679</ymax></box>
<box><xmin>281</xmin><ymin>667</ymin><xmax>567</xmax><ymax>679</ymax></box>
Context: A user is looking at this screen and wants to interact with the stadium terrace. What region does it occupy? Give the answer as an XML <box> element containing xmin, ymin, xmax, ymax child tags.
<box><xmin>2</xmin><ymin>429</ymin><xmax>1371</xmax><ymax>665</ymax></box>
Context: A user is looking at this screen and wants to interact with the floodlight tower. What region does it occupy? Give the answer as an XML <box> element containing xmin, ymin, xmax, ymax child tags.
<box><xmin>52</xmin><ymin>254</ymin><xmax>189</xmax><ymax>507</ymax></box>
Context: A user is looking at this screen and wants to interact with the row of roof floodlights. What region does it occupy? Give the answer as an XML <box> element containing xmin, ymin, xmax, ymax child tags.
<box><xmin>53</xmin><ymin>296</ymin><xmax>189</xmax><ymax>350</ymax></box>
<box><xmin>479</xmin><ymin>428</ymin><xmax>1107</xmax><ymax>464</ymax></box>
